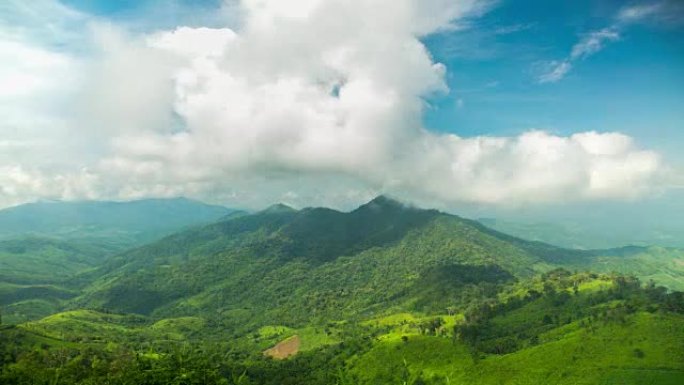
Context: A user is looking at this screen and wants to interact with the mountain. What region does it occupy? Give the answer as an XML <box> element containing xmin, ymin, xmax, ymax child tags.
<box><xmin>0</xmin><ymin>198</ymin><xmax>234</xmax><ymax>245</ymax></box>
<box><xmin>74</xmin><ymin>196</ymin><xmax>541</xmax><ymax>322</ymax></box>
<box><xmin>1</xmin><ymin>196</ymin><xmax>683</xmax><ymax>384</ymax></box>
<box><xmin>72</xmin><ymin>196</ymin><xmax>684</xmax><ymax>328</ymax></box>
<box><xmin>479</xmin><ymin>217</ymin><xmax>684</xmax><ymax>249</ymax></box>
<box><xmin>0</xmin><ymin>198</ymin><xmax>236</xmax><ymax>323</ymax></box>
<box><xmin>0</xmin><ymin>197</ymin><xmax>236</xmax><ymax>280</ymax></box>
<box><xmin>0</xmin><ymin>237</ymin><xmax>119</xmax><ymax>283</ymax></box>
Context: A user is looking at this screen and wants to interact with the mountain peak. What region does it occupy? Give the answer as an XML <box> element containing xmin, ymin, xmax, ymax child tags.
<box><xmin>355</xmin><ymin>195</ymin><xmax>406</xmax><ymax>212</ymax></box>
<box><xmin>261</xmin><ymin>203</ymin><xmax>297</xmax><ymax>214</ymax></box>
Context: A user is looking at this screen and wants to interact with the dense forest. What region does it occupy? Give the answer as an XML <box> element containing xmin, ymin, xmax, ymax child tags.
<box><xmin>1</xmin><ymin>197</ymin><xmax>683</xmax><ymax>384</ymax></box>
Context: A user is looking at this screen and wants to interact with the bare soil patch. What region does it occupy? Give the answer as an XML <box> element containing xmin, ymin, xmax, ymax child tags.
<box><xmin>263</xmin><ymin>335</ymin><xmax>301</xmax><ymax>359</ymax></box>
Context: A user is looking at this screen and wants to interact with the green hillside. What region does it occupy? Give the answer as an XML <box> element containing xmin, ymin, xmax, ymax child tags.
<box><xmin>0</xmin><ymin>196</ymin><xmax>683</xmax><ymax>384</ymax></box>
<box><xmin>1</xmin><ymin>270</ymin><xmax>683</xmax><ymax>384</ymax></box>
<box><xmin>73</xmin><ymin>197</ymin><xmax>552</xmax><ymax>327</ymax></box>
<box><xmin>74</xmin><ymin>197</ymin><xmax>684</xmax><ymax>325</ymax></box>
<box><xmin>0</xmin><ymin>198</ymin><xmax>236</xmax><ymax>323</ymax></box>
<box><xmin>0</xmin><ymin>237</ymin><xmax>116</xmax><ymax>284</ymax></box>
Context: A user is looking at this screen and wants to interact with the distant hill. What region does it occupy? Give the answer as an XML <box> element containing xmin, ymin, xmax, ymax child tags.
<box><xmin>0</xmin><ymin>237</ymin><xmax>119</xmax><ymax>284</ymax></box>
<box><xmin>0</xmin><ymin>198</ymin><xmax>234</xmax><ymax>247</ymax></box>
<box><xmin>0</xmin><ymin>198</ymin><xmax>237</xmax><ymax>322</ymax></box>
<box><xmin>478</xmin><ymin>217</ymin><xmax>684</xmax><ymax>249</ymax></box>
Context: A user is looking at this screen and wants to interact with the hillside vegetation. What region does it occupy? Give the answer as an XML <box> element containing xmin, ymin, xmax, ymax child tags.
<box><xmin>0</xmin><ymin>196</ymin><xmax>683</xmax><ymax>384</ymax></box>
<box><xmin>0</xmin><ymin>198</ymin><xmax>235</xmax><ymax>323</ymax></box>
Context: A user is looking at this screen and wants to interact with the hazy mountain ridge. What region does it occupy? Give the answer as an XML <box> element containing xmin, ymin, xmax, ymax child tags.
<box><xmin>0</xmin><ymin>198</ymin><xmax>232</xmax><ymax>242</ymax></box>
<box><xmin>479</xmin><ymin>217</ymin><xmax>684</xmax><ymax>249</ymax></box>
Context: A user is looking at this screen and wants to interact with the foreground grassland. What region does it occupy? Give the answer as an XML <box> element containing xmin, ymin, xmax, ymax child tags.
<box><xmin>349</xmin><ymin>312</ymin><xmax>684</xmax><ymax>385</ymax></box>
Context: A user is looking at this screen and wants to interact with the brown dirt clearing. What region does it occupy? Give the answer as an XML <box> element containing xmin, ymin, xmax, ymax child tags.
<box><xmin>264</xmin><ymin>335</ymin><xmax>301</xmax><ymax>359</ymax></box>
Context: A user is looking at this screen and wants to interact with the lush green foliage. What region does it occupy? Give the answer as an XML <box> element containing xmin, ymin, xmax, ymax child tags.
<box><xmin>73</xmin><ymin>197</ymin><xmax>548</xmax><ymax>329</ymax></box>
<box><xmin>1</xmin><ymin>196</ymin><xmax>684</xmax><ymax>384</ymax></box>
<box><xmin>0</xmin><ymin>198</ymin><xmax>235</xmax><ymax>323</ymax></box>
<box><xmin>1</xmin><ymin>271</ymin><xmax>683</xmax><ymax>384</ymax></box>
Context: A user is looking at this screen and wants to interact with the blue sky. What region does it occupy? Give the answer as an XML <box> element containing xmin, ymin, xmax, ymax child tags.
<box><xmin>0</xmin><ymin>0</ymin><xmax>682</xmax><ymax>214</ymax></box>
<box><xmin>61</xmin><ymin>0</ymin><xmax>221</xmax><ymax>17</ymax></box>
<box><xmin>423</xmin><ymin>0</ymin><xmax>684</xmax><ymax>157</ymax></box>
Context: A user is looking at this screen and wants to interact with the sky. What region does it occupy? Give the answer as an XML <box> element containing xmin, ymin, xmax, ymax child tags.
<box><xmin>0</xmin><ymin>0</ymin><xmax>683</xmax><ymax>220</ymax></box>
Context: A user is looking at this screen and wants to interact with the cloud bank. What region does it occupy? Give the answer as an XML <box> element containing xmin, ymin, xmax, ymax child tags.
<box><xmin>0</xmin><ymin>0</ymin><xmax>669</xmax><ymax>209</ymax></box>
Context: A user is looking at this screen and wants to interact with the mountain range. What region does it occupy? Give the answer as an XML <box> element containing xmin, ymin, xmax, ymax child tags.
<box><xmin>1</xmin><ymin>196</ymin><xmax>683</xmax><ymax>384</ymax></box>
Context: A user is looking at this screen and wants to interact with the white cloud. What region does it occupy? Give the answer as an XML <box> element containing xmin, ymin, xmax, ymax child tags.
<box><xmin>493</xmin><ymin>23</ymin><xmax>535</xmax><ymax>35</ymax></box>
<box><xmin>538</xmin><ymin>60</ymin><xmax>572</xmax><ymax>84</ymax></box>
<box><xmin>538</xmin><ymin>27</ymin><xmax>619</xmax><ymax>83</ymax></box>
<box><xmin>617</xmin><ymin>1</ymin><xmax>684</xmax><ymax>26</ymax></box>
<box><xmin>147</xmin><ymin>27</ymin><xmax>237</xmax><ymax>58</ymax></box>
<box><xmin>0</xmin><ymin>166</ymin><xmax>100</xmax><ymax>208</ymax></box>
<box><xmin>0</xmin><ymin>40</ymin><xmax>74</xmax><ymax>98</ymax></box>
<box><xmin>0</xmin><ymin>1</ymin><xmax>88</xmax><ymax>182</ymax></box>
<box><xmin>0</xmin><ymin>0</ymin><xmax>670</xmax><ymax>209</ymax></box>
<box><xmin>570</xmin><ymin>28</ymin><xmax>620</xmax><ymax>60</ymax></box>
<box><xmin>537</xmin><ymin>1</ymin><xmax>682</xmax><ymax>84</ymax></box>
<box><xmin>394</xmin><ymin>131</ymin><xmax>662</xmax><ymax>205</ymax></box>
<box><xmin>617</xmin><ymin>3</ymin><xmax>664</xmax><ymax>22</ymax></box>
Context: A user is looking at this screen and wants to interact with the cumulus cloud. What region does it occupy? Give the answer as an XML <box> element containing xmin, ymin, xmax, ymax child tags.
<box><xmin>0</xmin><ymin>166</ymin><xmax>99</xmax><ymax>208</ymax></box>
<box><xmin>0</xmin><ymin>0</ymin><xmax>670</xmax><ymax>209</ymax></box>
<box><xmin>390</xmin><ymin>131</ymin><xmax>662</xmax><ymax>205</ymax></box>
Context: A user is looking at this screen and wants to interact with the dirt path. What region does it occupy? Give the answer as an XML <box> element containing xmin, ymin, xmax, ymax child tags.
<box><xmin>264</xmin><ymin>335</ymin><xmax>301</xmax><ymax>359</ymax></box>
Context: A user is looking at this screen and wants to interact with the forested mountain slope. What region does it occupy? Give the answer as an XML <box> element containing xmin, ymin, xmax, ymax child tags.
<box><xmin>0</xmin><ymin>198</ymin><xmax>236</xmax><ymax>323</ymax></box>
<box><xmin>72</xmin><ymin>196</ymin><xmax>684</xmax><ymax>332</ymax></box>
<box><xmin>73</xmin><ymin>197</ymin><xmax>544</xmax><ymax>324</ymax></box>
